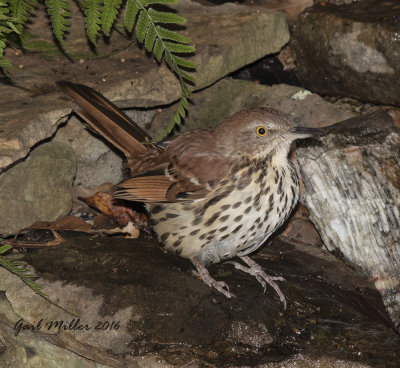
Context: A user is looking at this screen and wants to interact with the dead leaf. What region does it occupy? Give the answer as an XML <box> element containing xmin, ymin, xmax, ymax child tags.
<box><xmin>31</xmin><ymin>216</ymin><xmax>94</xmax><ymax>233</ymax></box>
<box><xmin>72</xmin><ymin>182</ymin><xmax>114</xmax><ymax>213</ymax></box>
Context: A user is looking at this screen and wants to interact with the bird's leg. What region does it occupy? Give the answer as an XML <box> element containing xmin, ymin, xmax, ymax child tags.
<box><xmin>190</xmin><ymin>257</ymin><xmax>235</xmax><ymax>298</ymax></box>
<box><xmin>225</xmin><ymin>256</ymin><xmax>286</xmax><ymax>309</ymax></box>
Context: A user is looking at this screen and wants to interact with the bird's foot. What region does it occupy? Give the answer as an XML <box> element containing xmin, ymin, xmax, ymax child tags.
<box><xmin>225</xmin><ymin>255</ymin><xmax>286</xmax><ymax>309</ymax></box>
<box><xmin>190</xmin><ymin>257</ymin><xmax>235</xmax><ymax>298</ymax></box>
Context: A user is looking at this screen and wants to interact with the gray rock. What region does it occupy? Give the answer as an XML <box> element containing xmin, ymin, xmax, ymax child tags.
<box><xmin>293</xmin><ymin>0</ymin><xmax>400</xmax><ymax>106</ymax></box>
<box><xmin>297</xmin><ymin>110</ymin><xmax>400</xmax><ymax>332</ymax></box>
<box><xmin>0</xmin><ymin>0</ymin><xmax>289</xmax><ymax>172</ymax></box>
<box><xmin>0</xmin><ymin>102</ymin><xmax>71</xmax><ymax>172</ymax></box>
<box><xmin>53</xmin><ymin>117</ymin><xmax>124</xmax><ymax>187</ymax></box>
<box><xmin>0</xmin><ymin>142</ymin><xmax>76</xmax><ymax>236</ymax></box>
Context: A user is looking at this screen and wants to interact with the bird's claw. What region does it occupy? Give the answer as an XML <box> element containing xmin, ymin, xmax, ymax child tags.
<box><xmin>226</xmin><ymin>256</ymin><xmax>287</xmax><ymax>309</ymax></box>
<box><xmin>191</xmin><ymin>259</ymin><xmax>236</xmax><ymax>298</ymax></box>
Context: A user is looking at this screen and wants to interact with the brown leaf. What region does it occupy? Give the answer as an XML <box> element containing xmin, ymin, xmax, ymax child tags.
<box><xmin>31</xmin><ymin>216</ymin><xmax>94</xmax><ymax>233</ymax></box>
<box><xmin>72</xmin><ymin>183</ymin><xmax>114</xmax><ymax>213</ymax></box>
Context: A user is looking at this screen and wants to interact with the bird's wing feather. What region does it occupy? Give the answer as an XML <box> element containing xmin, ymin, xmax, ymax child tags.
<box><xmin>116</xmin><ymin>130</ymin><xmax>234</xmax><ymax>203</ymax></box>
<box><xmin>115</xmin><ymin>175</ymin><xmax>172</xmax><ymax>203</ymax></box>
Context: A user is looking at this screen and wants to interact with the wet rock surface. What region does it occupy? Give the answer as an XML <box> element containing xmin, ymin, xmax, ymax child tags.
<box><xmin>297</xmin><ymin>110</ymin><xmax>400</xmax><ymax>333</ymax></box>
<box><xmin>0</xmin><ymin>236</ymin><xmax>398</xmax><ymax>367</ymax></box>
<box><xmin>293</xmin><ymin>0</ymin><xmax>400</xmax><ymax>106</ymax></box>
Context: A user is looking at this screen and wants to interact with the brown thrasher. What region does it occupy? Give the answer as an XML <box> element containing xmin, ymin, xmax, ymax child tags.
<box><xmin>57</xmin><ymin>81</ymin><xmax>322</xmax><ymax>308</ymax></box>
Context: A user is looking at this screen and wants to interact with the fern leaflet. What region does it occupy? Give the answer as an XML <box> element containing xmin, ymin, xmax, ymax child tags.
<box><xmin>83</xmin><ymin>0</ymin><xmax>102</xmax><ymax>45</ymax></box>
<box><xmin>45</xmin><ymin>0</ymin><xmax>71</xmax><ymax>47</ymax></box>
<box><xmin>8</xmin><ymin>0</ymin><xmax>36</xmax><ymax>34</ymax></box>
<box><xmin>146</xmin><ymin>8</ymin><xmax>185</xmax><ymax>24</ymax></box>
<box><xmin>0</xmin><ymin>1</ymin><xmax>21</xmax><ymax>69</ymax></box>
<box><xmin>156</xmin><ymin>26</ymin><xmax>190</xmax><ymax>44</ymax></box>
<box><xmin>102</xmin><ymin>0</ymin><xmax>122</xmax><ymax>36</ymax></box>
<box><xmin>124</xmin><ymin>0</ymin><xmax>140</xmax><ymax>32</ymax></box>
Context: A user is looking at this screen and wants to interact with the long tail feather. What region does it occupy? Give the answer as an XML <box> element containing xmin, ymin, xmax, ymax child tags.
<box><xmin>57</xmin><ymin>81</ymin><xmax>152</xmax><ymax>157</ymax></box>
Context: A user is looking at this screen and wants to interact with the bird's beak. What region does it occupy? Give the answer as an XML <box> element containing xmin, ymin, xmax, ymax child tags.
<box><xmin>290</xmin><ymin>126</ymin><xmax>325</xmax><ymax>139</ymax></box>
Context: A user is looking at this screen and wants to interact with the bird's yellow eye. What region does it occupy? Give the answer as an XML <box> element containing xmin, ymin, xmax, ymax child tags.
<box><xmin>256</xmin><ymin>126</ymin><xmax>267</xmax><ymax>136</ymax></box>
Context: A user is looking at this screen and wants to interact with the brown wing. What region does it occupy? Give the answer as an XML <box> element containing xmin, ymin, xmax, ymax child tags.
<box><xmin>115</xmin><ymin>129</ymin><xmax>234</xmax><ymax>203</ymax></box>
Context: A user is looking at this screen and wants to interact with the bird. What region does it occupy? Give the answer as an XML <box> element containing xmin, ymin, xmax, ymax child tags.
<box><xmin>57</xmin><ymin>80</ymin><xmax>322</xmax><ymax>308</ymax></box>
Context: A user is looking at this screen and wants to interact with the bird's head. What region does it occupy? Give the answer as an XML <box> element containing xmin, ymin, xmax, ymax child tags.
<box><xmin>215</xmin><ymin>107</ymin><xmax>323</xmax><ymax>158</ymax></box>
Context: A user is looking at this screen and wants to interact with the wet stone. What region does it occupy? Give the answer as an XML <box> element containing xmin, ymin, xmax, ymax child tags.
<box><xmin>0</xmin><ymin>236</ymin><xmax>398</xmax><ymax>367</ymax></box>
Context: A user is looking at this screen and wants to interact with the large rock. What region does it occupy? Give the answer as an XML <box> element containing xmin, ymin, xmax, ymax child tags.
<box><xmin>0</xmin><ymin>0</ymin><xmax>289</xmax><ymax>172</ymax></box>
<box><xmin>0</xmin><ymin>142</ymin><xmax>76</xmax><ymax>236</ymax></box>
<box><xmin>297</xmin><ymin>110</ymin><xmax>400</xmax><ymax>332</ymax></box>
<box><xmin>0</xmin><ymin>236</ymin><xmax>398</xmax><ymax>367</ymax></box>
<box><xmin>293</xmin><ymin>0</ymin><xmax>400</xmax><ymax>106</ymax></box>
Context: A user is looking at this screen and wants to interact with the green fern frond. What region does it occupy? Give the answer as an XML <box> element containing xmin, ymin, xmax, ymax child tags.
<box><xmin>0</xmin><ymin>244</ymin><xmax>75</xmax><ymax>315</ymax></box>
<box><xmin>45</xmin><ymin>0</ymin><xmax>71</xmax><ymax>47</ymax></box>
<box><xmin>8</xmin><ymin>0</ymin><xmax>36</xmax><ymax>34</ymax></box>
<box><xmin>0</xmin><ymin>1</ymin><xmax>21</xmax><ymax>69</ymax></box>
<box><xmin>82</xmin><ymin>0</ymin><xmax>102</xmax><ymax>45</ymax></box>
<box><xmin>102</xmin><ymin>0</ymin><xmax>122</xmax><ymax>36</ymax></box>
<box><xmin>124</xmin><ymin>0</ymin><xmax>195</xmax><ymax>140</ymax></box>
